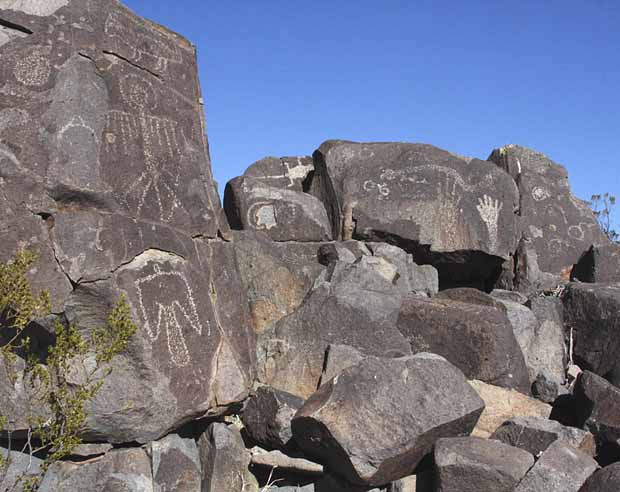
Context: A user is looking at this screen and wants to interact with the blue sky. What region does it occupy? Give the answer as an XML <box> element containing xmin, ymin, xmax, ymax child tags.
<box><xmin>124</xmin><ymin>0</ymin><xmax>620</xmax><ymax>229</ymax></box>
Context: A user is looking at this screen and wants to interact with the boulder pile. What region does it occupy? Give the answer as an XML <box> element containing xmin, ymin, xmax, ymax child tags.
<box><xmin>0</xmin><ymin>1</ymin><xmax>618</xmax><ymax>491</ymax></box>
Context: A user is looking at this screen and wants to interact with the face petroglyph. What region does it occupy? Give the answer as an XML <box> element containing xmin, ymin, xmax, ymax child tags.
<box><xmin>134</xmin><ymin>263</ymin><xmax>208</xmax><ymax>368</ymax></box>
<box><xmin>247</xmin><ymin>201</ymin><xmax>277</xmax><ymax>230</ymax></box>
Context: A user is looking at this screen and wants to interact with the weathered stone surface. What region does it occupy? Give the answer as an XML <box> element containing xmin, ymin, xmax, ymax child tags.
<box><xmin>225</xmin><ymin>175</ymin><xmax>332</xmax><ymax>241</ymax></box>
<box><xmin>39</xmin><ymin>448</ymin><xmax>153</xmax><ymax>492</ymax></box>
<box><xmin>491</xmin><ymin>289</ymin><xmax>529</xmax><ymax>304</ymax></box>
<box><xmin>397</xmin><ymin>294</ymin><xmax>529</xmax><ymax>391</ymax></box>
<box><xmin>310</xmin><ymin>141</ymin><xmax>520</xmax><ymax>289</ymax></box>
<box><xmin>468</xmin><ymin>380</ymin><xmax>551</xmax><ymax>438</ymax></box>
<box><xmin>490</xmin><ymin>416</ymin><xmax>596</xmax><ymax>457</ymax></box>
<box><xmin>563</xmin><ymin>283</ymin><xmax>620</xmax><ymax>381</ymax></box>
<box><xmin>489</xmin><ymin>145</ymin><xmax>607</xmax><ymax>285</ymax></box>
<box><xmin>249</xmin><ymin>447</ymin><xmax>324</xmax><ymax>476</ymax></box>
<box><xmin>292</xmin><ymin>354</ymin><xmax>485</xmax><ymax>486</ymax></box>
<box><xmin>513</xmin><ymin>237</ymin><xmax>565</xmax><ymax>294</ymax></box>
<box><xmin>319</xmin><ymin>344</ymin><xmax>366</xmax><ymax>386</ymax></box>
<box><xmin>69</xmin><ymin>443</ymin><xmax>113</xmax><ymax>458</ymax></box>
<box><xmin>513</xmin><ymin>440</ymin><xmax>598</xmax><ymax>492</ymax></box>
<box><xmin>244</xmin><ymin>156</ymin><xmax>314</xmax><ymax>190</ymax></box>
<box><xmin>242</xmin><ymin>385</ymin><xmax>304</xmax><ymax>450</ymax></box>
<box><xmin>573</xmin><ymin>371</ymin><xmax>620</xmax><ymax>451</ymax></box>
<box><xmin>572</xmin><ymin>245</ymin><xmax>620</xmax><ymax>283</ymax></box>
<box><xmin>389</xmin><ymin>474</ymin><xmax>432</xmax><ymax>492</ymax></box>
<box><xmin>0</xmin><ymin>448</ymin><xmax>42</xmax><ymax>492</ymax></box>
<box><xmin>258</xmin><ymin>259</ymin><xmax>411</xmax><ymax>398</ymax></box>
<box><xmin>579</xmin><ymin>462</ymin><xmax>620</xmax><ymax>492</ymax></box>
<box><xmin>198</xmin><ymin>422</ymin><xmax>258</xmax><ymax>492</ymax></box>
<box><xmin>148</xmin><ymin>433</ymin><xmax>201</xmax><ymax>492</ymax></box>
<box><xmin>434</xmin><ymin>436</ymin><xmax>534</xmax><ymax>492</ymax></box>
<box><xmin>65</xmin><ymin>242</ymin><xmax>255</xmax><ymax>444</ymax></box>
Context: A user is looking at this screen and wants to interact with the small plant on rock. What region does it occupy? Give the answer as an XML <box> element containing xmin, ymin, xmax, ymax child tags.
<box><xmin>590</xmin><ymin>193</ymin><xmax>619</xmax><ymax>243</ymax></box>
<box><xmin>0</xmin><ymin>249</ymin><xmax>137</xmax><ymax>491</ymax></box>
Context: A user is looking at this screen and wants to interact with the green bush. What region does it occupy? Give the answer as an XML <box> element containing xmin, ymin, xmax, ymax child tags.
<box><xmin>0</xmin><ymin>250</ymin><xmax>137</xmax><ymax>491</ymax></box>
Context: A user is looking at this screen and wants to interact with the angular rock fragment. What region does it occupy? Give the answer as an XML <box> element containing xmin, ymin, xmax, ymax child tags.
<box><xmin>563</xmin><ymin>283</ymin><xmax>620</xmax><ymax>381</ymax></box>
<box><xmin>469</xmin><ymin>380</ymin><xmax>551</xmax><ymax>438</ymax></box>
<box><xmin>319</xmin><ymin>344</ymin><xmax>366</xmax><ymax>386</ymax></box>
<box><xmin>198</xmin><ymin>423</ymin><xmax>258</xmax><ymax>492</ymax></box>
<box><xmin>292</xmin><ymin>354</ymin><xmax>485</xmax><ymax>486</ymax></box>
<box><xmin>513</xmin><ymin>440</ymin><xmax>598</xmax><ymax>492</ymax></box>
<box><xmin>38</xmin><ymin>448</ymin><xmax>153</xmax><ymax>492</ymax></box>
<box><xmin>572</xmin><ymin>245</ymin><xmax>620</xmax><ymax>283</ymax></box>
<box><xmin>258</xmin><ymin>259</ymin><xmax>411</xmax><ymax>398</ymax></box>
<box><xmin>397</xmin><ymin>294</ymin><xmax>529</xmax><ymax>391</ymax></box>
<box><xmin>490</xmin><ymin>416</ymin><xmax>595</xmax><ymax>457</ymax></box>
<box><xmin>573</xmin><ymin>371</ymin><xmax>620</xmax><ymax>451</ymax></box>
<box><xmin>249</xmin><ymin>447</ymin><xmax>324</xmax><ymax>476</ymax></box>
<box><xmin>242</xmin><ymin>385</ymin><xmax>305</xmax><ymax>450</ymax></box>
<box><xmin>434</xmin><ymin>436</ymin><xmax>534</xmax><ymax>492</ymax></box>
<box><xmin>579</xmin><ymin>462</ymin><xmax>620</xmax><ymax>492</ymax></box>
<box><xmin>0</xmin><ymin>448</ymin><xmax>42</xmax><ymax>492</ymax></box>
<box><xmin>148</xmin><ymin>433</ymin><xmax>201</xmax><ymax>492</ymax></box>
<box><xmin>310</xmin><ymin>141</ymin><xmax>520</xmax><ymax>289</ymax></box>
<box><xmin>489</xmin><ymin>145</ymin><xmax>607</xmax><ymax>289</ymax></box>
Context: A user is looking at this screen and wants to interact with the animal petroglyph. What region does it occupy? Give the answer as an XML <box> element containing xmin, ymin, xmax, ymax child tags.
<box><xmin>13</xmin><ymin>52</ymin><xmax>51</xmax><ymax>87</ymax></box>
<box><xmin>104</xmin><ymin>9</ymin><xmax>182</xmax><ymax>74</ymax></box>
<box><xmin>135</xmin><ymin>264</ymin><xmax>206</xmax><ymax>368</ymax></box>
<box><xmin>103</xmin><ymin>74</ymin><xmax>183</xmax><ymax>222</ymax></box>
<box><xmin>247</xmin><ymin>202</ymin><xmax>277</xmax><ymax>230</ymax></box>
<box><xmin>477</xmin><ymin>195</ymin><xmax>503</xmax><ymax>252</ymax></box>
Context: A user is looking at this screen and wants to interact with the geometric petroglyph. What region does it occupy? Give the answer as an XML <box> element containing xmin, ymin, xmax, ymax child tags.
<box><xmin>13</xmin><ymin>52</ymin><xmax>51</xmax><ymax>87</ymax></box>
<box><xmin>104</xmin><ymin>10</ymin><xmax>182</xmax><ymax>74</ymax></box>
<box><xmin>134</xmin><ymin>264</ymin><xmax>206</xmax><ymax>368</ymax></box>
<box><xmin>247</xmin><ymin>201</ymin><xmax>277</xmax><ymax>230</ymax></box>
<box><xmin>104</xmin><ymin>74</ymin><xmax>183</xmax><ymax>222</ymax></box>
<box><xmin>532</xmin><ymin>186</ymin><xmax>551</xmax><ymax>202</ymax></box>
<box><xmin>477</xmin><ymin>194</ymin><xmax>503</xmax><ymax>252</ymax></box>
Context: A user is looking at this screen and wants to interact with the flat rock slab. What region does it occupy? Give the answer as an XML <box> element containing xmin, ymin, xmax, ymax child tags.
<box><xmin>514</xmin><ymin>440</ymin><xmax>598</xmax><ymax>492</ymax></box>
<box><xmin>148</xmin><ymin>433</ymin><xmax>201</xmax><ymax>492</ymax></box>
<box><xmin>292</xmin><ymin>354</ymin><xmax>485</xmax><ymax>486</ymax></box>
<box><xmin>311</xmin><ymin>140</ymin><xmax>519</xmax><ymax>288</ymax></box>
<box><xmin>434</xmin><ymin>436</ymin><xmax>534</xmax><ymax>492</ymax></box>
<box><xmin>572</xmin><ymin>245</ymin><xmax>620</xmax><ymax>283</ymax></box>
<box><xmin>490</xmin><ymin>416</ymin><xmax>595</xmax><ymax>457</ymax></box>
<box><xmin>397</xmin><ymin>294</ymin><xmax>530</xmax><ymax>391</ymax></box>
<box><xmin>468</xmin><ymin>380</ymin><xmax>551</xmax><ymax>438</ymax></box>
<box><xmin>563</xmin><ymin>283</ymin><xmax>620</xmax><ymax>381</ymax></box>
<box><xmin>489</xmin><ymin>145</ymin><xmax>606</xmax><ymax>283</ymax></box>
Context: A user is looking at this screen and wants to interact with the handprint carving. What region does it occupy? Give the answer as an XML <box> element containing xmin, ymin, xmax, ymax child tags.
<box><xmin>477</xmin><ymin>195</ymin><xmax>503</xmax><ymax>252</ymax></box>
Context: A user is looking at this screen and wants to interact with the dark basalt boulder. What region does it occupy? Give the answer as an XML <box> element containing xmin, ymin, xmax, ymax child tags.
<box><xmin>0</xmin><ymin>0</ymin><xmax>256</xmax><ymax>443</ymax></box>
<box><xmin>563</xmin><ymin>283</ymin><xmax>620</xmax><ymax>382</ymax></box>
<box><xmin>292</xmin><ymin>353</ymin><xmax>485</xmax><ymax>487</ymax></box>
<box><xmin>148</xmin><ymin>434</ymin><xmax>201</xmax><ymax>492</ymax></box>
<box><xmin>434</xmin><ymin>436</ymin><xmax>534</xmax><ymax>492</ymax></box>
<box><xmin>579</xmin><ymin>462</ymin><xmax>620</xmax><ymax>492</ymax></box>
<box><xmin>309</xmin><ymin>141</ymin><xmax>520</xmax><ymax>289</ymax></box>
<box><xmin>488</xmin><ymin>145</ymin><xmax>607</xmax><ymax>291</ymax></box>
<box><xmin>572</xmin><ymin>244</ymin><xmax>620</xmax><ymax>283</ymax></box>
<box><xmin>397</xmin><ymin>293</ymin><xmax>530</xmax><ymax>392</ymax></box>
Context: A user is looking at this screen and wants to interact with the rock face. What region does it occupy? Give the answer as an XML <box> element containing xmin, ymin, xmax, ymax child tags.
<box><xmin>579</xmin><ymin>462</ymin><xmax>620</xmax><ymax>492</ymax></box>
<box><xmin>488</xmin><ymin>145</ymin><xmax>607</xmax><ymax>289</ymax></box>
<box><xmin>490</xmin><ymin>416</ymin><xmax>596</xmax><ymax>457</ymax></box>
<box><xmin>0</xmin><ymin>448</ymin><xmax>42</xmax><ymax>492</ymax></box>
<box><xmin>434</xmin><ymin>436</ymin><xmax>534</xmax><ymax>492</ymax></box>
<box><xmin>563</xmin><ymin>283</ymin><xmax>620</xmax><ymax>381</ymax></box>
<box><xmin>311</xmin><ymin>141</ymin><xmax>520</xmax><ymax>289</ymax></box>
<box><xmin>225</xmin><ymin>159</ymin><xmax>332</xmax><ymax>242</ymax></box>
<box><xmin>513</xmin><ymin>440</ymin><xmax>598</xmax><ymax>492</ymax></box>
<box><xmin>397</xmin><ymin>294</ymin><xmax>530</xmax><ymax>391</ymax></box>
<box><xmin>258</xmin><ymin>259</ymin><xmax>411</xmax><ymax>398</ymax></box>
<box><xmin>148</xmin><ymin>434</ymin><xmax>201</xmax><ymax>492</ymax></box>
<box><xmin>0</xmin><ymin>0</ymin><xmax>255</xmax><ymax>444</ymax></box>
<box><xmin>292</xmin><ymin>354</ymin><xmax>485</xmax><ymax>486</ymax></box>
<box><xmin>572</xmin><ymin>245</ymin><xmax>620</xmax><ymax>283</ymax></box>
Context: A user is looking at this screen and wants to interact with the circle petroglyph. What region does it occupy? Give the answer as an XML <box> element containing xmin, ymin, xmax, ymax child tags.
<box><xmin>120</xmin><ymin>74</ymin><xmax>157</xmax><ymax>112</ymax></box>
<box><xmin>13</xmin><ymin>53</ymin><xmax>51</xmax><ymax>87</ymax></box>
<box><xmin>532</xmin><ymin>186</ymin><xmax>551</xmax><ymax>202</ymax></box>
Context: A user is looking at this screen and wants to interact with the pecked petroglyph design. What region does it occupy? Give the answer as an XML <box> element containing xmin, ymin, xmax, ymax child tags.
<box><xmin>532</xmin><ymin>186</ymin><xmax>551</xmax><ymax>202</ymax></box>
<box><xmin>103</xmin><ymin>74</ymin><xmax>183</xmax><ymax>222</ymax></box>
<box><xmin>476</xmin><ymin>195</ymin><xmax>503</xmax><ymax>252</ymax></box>
<box><xmin>135</xmin><ymin>264</ymin><xmax>207</xmax><ymax>368</ymax></box>
<box><xmin>104</xmin><ymin>9</ymin><xmax>182</xmax><ymax>74</ymax></box>
<box><xmin>247</xmin><ymin>158</ymin><xmax>313</xmax><ymax>189</ymax></box>
<box><xmin>247</xmin><ymin>201</ymin><xmax>277</xmax><ymax>230</ymax></box>
<box><xmin>13</xmin><ymin>52</ymin><xmax>51</xmax><ymax>87</ymax></box>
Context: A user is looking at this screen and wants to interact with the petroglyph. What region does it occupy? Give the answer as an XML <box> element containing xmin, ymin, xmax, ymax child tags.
<box><xmin>13</xmin><ymin>52</ymin><xmax>50</xmax><ymax>86</ymax></box>
<box><xmin>477</xmin><ymin>194</ymin><xmax>503</xmax><ymax>252</ymax></box>
<box><xmin>363</xmin><ymin>179</ymin><xmax>390</xmax><ymax>198</ymax></box>
<box><xmin>247</xmin><ymin>202</ymin><xmax>277</xmax><ymax>230</ymax></box>
<box><xmin>104</xmin><ymin>9</ymin><xmax>181</xmax><ymax>74</ymax></box>
<box><xmin>103</xmin><ymin>74</ymin><xmax>183</xmax><ymax>222</ymax></box>
<box><xmin>532</xmin><ymin>186</ymin><xmax>551</xmax><ymax>202</ymax></box>
<box><xmin>135</xmin><ymin>264</ymin><xmax>206</xmax><ymax>368</ymax></box>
